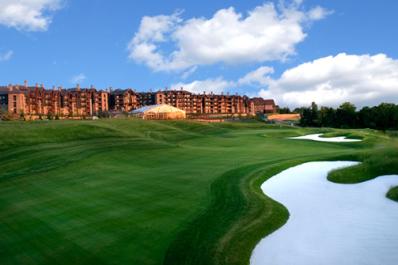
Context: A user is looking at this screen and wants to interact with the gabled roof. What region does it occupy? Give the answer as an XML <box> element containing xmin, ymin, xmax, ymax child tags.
<box><xmin>251</xmin><ymin>98</ymin><xmax>275</xmax><ymax>105</ymax></box>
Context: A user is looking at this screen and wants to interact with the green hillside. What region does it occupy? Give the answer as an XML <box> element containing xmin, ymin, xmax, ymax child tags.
<box><xmin>0</xmin><ymin>119</ymin><xmax>396</xmax><ymax>265</ymax></box>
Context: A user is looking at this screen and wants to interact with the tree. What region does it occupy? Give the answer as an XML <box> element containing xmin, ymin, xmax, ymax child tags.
<box><xmin>298</xmin><ymin>102</ymin><xmax>320</xmax><ymax>127</ymax></box>
<box><xmin>358</xmin><ymin>106</ymin><xmax>375</xmax><ymax>129</ymax></box>
<box><xmin>310</xmin><ymin>102</ymin><xmax>320</xmax><ymax>126</ymax></box>
<box><xmin>297</xmin><ymin>107</ymin><xmax>309</xmax><ymax>126</ymax></box>
<box><xmin>294</xmin><ymin>101</ymin><xmax>398</xmax><ymax>131</ymax></box>
<box><xmin>336</xmin><ymin>102</ymin><xmax>357</xmax><ymax>128</ymax></box>
<box><xmin>374</xmin><ymin>103</ymin><xmax>398</xmax><ymax>130</ymax></box>
<box><xmin>278</xmin><ymin>107</ymin><xmax>291</xmax><ymax>114</ymax></box>
<box><xmin>319</xmin><ymin>107</ymin><xmax>336</xmax><ymax>127</ymax></box>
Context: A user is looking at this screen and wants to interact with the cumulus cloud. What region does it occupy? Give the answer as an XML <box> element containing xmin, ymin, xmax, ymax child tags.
<box><xmin>238</xmin><ymin>66</ymin><xmax>274</xmax><ymax>86</ymax></box>
<box><xmin>0</xmin><ymin>0</ymin><xmax>63</xmax><ymax>31</ymax></box>
<box><xmin>259</xmin><ymin>53</ymin><xmax>398</xmax><ymax>107</ymax></box>
<box><xmin>171</xmin><ymin>66</ymin><xmax>274</xmax><ymax>94</ymax></box>
<box><xmin>0</xmin><ymin>50</ymin><xmax>13</xmax><ymax>61</ymax></box>
<box><xmin>172</xmin><ymin>77</ymin><xmax>234</xmax><ymax>94</ymax></box>
<box><xmin>70</xmin><ymin>73</ymin><xmax>86</xmax><ymax>84</ymax></box>
<box><xmin>128</xmin><ymin>1</ymin><xmax>330</xmax><ymax>72</ymax></box>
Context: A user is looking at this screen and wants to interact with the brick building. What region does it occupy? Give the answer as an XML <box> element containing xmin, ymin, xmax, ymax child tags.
<box><xmin>251</xmin><ymin>98</ymin><xmax>276</xmax><ymax>114</ymax></box>
<box><xmin>109</xmin><ymin>89</ymin><xmax>140</xmax><ymax>112</ymax></box>
<box><xmin>1</xmin><ymin>81</ymin><xmax>275</xmax><ymax>120</ymax></box>
<box><xmin>0</xmin><ymin>82</ymin><xmax>108</xmax><ymax>119</ymax></box>
<box><xmin>109</xmin><ymin>89</ymin><xmax>257</xmax><ymax>116</ymax></box>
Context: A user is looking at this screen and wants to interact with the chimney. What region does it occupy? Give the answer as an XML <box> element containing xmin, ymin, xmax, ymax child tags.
<box><xmin>52</xmin><ymin>86</ymin><xmax>56</xmax><ymax>90</ymax></box>
<box><xmin>90</xmin><ymin>85</ymin><xmax>94</xmax><ymax>89</ymax></box>
<box><xmin>76</xmin><ymin>84</ymin><xmax>80</xmax><ymax>91</ymax></box>
<box><xmin>24</xmin><ymin>80</ymin><xmax>28</xmax><ymax>88</ymax></box>
<box><xmin>35</xmin><ymin>83</ymin><xmax>39</xmax><ymax>89</ymax></box>
<box><xmin>41</xmin><ymin>84</ymin><xmax>44</xmax><ymax>89</ymax></box>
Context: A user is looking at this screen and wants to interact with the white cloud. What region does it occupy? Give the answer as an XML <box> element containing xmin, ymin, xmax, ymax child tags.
<box><xmin>0</xmin><ymin>50</ymin><xmax>13</xmax><ymax>61</ymax></box>
<box><xmin>181</xmin><ymin>66</ymin><xmax>197</xmax><ymax>79</ymax></box>
<box><xmin>128</xmin><ymin>1</ymin><xmax>330</xmax><ymax>72</ymax></box>
<box><xmin>0</xmin><ymin>0</ymin><xmax>63</xmax><ymax>31</ymax></box>
<box><xmin>259</xmin><ymin>53</ymin><xmax>398</xmax><ymax>107</ymax></box>
<box><xmin>70</xmin><ymin>73</ymin><xmax>86</xmax><ymax>84</ymax></box>
<box><xmin>238</xmin><ymin>66</ymin><xmax>274</xmax><ymax>86</ymax></box>
<box><xmin>172</xmin><ymin>77</ymin><xmax>235</xmax><ymax>94</ymax></box>
<box><xmin>307</xmin><ymin>6</ymin><xmax>333</xmax><ymax>20</ymax></box>
<box><xmin>174</xmin><ymin>53</ymin><xmax>398</xmax><ymax>108</ymax></box>
<box><xmin>171</xmin><ymin>65</ymin><xmax>274</xmax><ymax>94</ymax></box>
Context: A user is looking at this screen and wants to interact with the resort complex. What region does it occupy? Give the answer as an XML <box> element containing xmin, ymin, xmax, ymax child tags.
<box><xmin>0</xmin><ymin>81</ymin><xmax>276</xmax><ymax>120</ymax></box>
<box><xmin>2</xmin><ymin>1</ymin><xmax>398</xmax><ymax>265</ymax></box>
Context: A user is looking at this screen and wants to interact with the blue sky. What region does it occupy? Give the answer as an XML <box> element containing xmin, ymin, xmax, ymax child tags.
<box><xmin>1</xmin><ymin>0</ymin><xmax>398</xmax><ymax>107</ymax></box>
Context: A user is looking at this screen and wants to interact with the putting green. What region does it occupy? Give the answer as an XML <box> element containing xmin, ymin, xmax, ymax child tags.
<box><xmin>0</xmin><ymin>119</ymin><xmax>396</xmax><ymax>265</ymax></box>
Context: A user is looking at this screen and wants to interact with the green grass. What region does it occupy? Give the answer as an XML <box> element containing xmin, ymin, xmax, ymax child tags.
<box><xmin>0</xmin><ymin>119</ymin><xmax>396</xmax><ymax>265</ymax></box>
<box><xmin>328</xmin><ymin>147</ymin><xmax>398</xmax><ymax>183</ymax></box>
<box><xmin>386</xmin><ymin>186</ymin><xmax>398</xmax><ymax>202</ymax></box>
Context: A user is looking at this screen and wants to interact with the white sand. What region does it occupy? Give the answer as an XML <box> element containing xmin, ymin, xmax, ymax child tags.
<box><xmin>251</xmin><ymin>161</ymin><xmax>398</xmax><ymax>265</ymax></box>
<box><xmin>289</xmin><ymin>133</ymin><xmax>362</xmax><ymax>142</ymax></box>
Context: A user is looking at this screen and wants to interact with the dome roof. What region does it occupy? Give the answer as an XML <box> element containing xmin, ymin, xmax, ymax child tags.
<box><xmin>131</xmin><ymin>104</ymin><xmax>186</xmax><ymax>114</ymax></box>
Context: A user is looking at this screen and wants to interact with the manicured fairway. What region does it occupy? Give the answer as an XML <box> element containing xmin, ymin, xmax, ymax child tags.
<box><xmin>0</xmin><ymin>119</ymin><xmax>396</xmax><ymax>265</ymax></box>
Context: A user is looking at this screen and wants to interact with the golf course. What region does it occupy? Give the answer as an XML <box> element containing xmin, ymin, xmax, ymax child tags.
<box><xmin>0</xmin><ymin>119</ymin><xmax>397</xmax><ymax>265</ymax></box>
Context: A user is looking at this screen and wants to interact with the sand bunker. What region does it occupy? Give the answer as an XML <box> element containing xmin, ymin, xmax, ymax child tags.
<box><xmin>289</xmin><ymin>133</ymin><xmax>362</xmax><ymax>142</ymax></box>
<box><xmin>251</xmin><ymin>161</ymin><xmax>398</xmax><ymax>265</ymax></box>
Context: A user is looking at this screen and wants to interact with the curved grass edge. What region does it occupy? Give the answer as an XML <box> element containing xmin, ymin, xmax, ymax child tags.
<box><xmin>162</xmin><ymin>153</ymin><xmax>359</xmax><ymax>265</ymax></box>
<box><xmin>386</xmin><ymin>186</ymin><xmax>398</xmax><ymax>202</ymax></box>
<box><xmin>328</xmin><ymin>147</ymin><xmax>398</xmax><ymax>203</ymax></box>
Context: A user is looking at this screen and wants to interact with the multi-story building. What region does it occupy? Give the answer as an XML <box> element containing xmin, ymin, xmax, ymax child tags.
<box><xmin>137</xmin><ymin>92</ymin><xmax>156</xmax><ymax>106</ymax></box>
<box><xmin>109</xmin><ymin>89</ymin><xmax>139</xmax><ymax>112</ymax></box>
<box><xmin>150</xmin><ymin>90</ymin><xmax>255</xmax><ymax>115</ymax></box>
<box><xmin>1</xmin><ymin>81</ymin><xmax>275</xmax><ymax>120</ymax></box>
<box><xmin>0</xmin><ymin>82</ymin><xmax>109</xmax><ymax>119</ymax></box>
<box><xmin>251</xmin><ymin>98</ymin><xmax>276</xmax><ymax>114</ymax></box>
<box><xmin>108</xmin><ymin>89</ymin><xmax>257</xmax><ymax>116</ymax></box>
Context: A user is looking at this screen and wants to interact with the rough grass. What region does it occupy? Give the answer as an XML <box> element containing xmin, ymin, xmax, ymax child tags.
<box><xmin>328</xmin><ymin>148</ymin><xmax>398</xmax><ymax>182</ymax></box>
<box><xmin>0</xmin><ymin>119</ymin><xmax>394</xmax><ymax>265</ymax></box>
<box><xmin>386</xmin><ymin>186</ymin><xmax>398</xmax><ymax>202</ymax></box>
<box><xmin>328</xmin><ymin>138</ymin><xmax>398</xmax><ymax>202</ymax></box>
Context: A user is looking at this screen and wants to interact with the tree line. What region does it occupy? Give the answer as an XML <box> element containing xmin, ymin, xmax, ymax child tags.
<box><xmin>280</xmin><ymin>102</ymin><xmax>398</xmax><ymax>130</ymax></box>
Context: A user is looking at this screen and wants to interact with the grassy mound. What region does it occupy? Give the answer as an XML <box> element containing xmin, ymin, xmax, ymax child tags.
<box><xmin>328</xmin><ymin>137</ymin><xmax>398</xmax><ymax>203</ymax></box>
<box><xmin>386</xmin><ymin>186</ymin><xmax>398</xmax><ymax>202</ymax></box>
<box><xmin>0</xmin><ymin>119</ymin><xmax>392</xmax><ymax>265</ymax></box>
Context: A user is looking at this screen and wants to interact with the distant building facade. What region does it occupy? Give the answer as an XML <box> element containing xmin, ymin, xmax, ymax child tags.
<box><xmin>109</xmin><ymin>89</ymin><xmax>259</xmax><ymax>116</ymax></box>
<box><xmin>0</xmin><ymin>81</ymin><xmax>276</xmax><ymax>120</ymax></box>
<box><xmin>0</xmin><ymin>82</ymin><xmax>108</xmax><ymax>119</ymax></box>
<box><xmin>251</xmin><ymin>98</ymin><xmax>276</xmax><ymax>114</ymax></box>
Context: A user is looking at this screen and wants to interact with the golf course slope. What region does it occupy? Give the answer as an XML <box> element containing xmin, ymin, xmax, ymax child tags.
<box><xmin>0</xmin><ymin>119</ymin><xmax>396</xmax><ymax>265</ymax></box>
